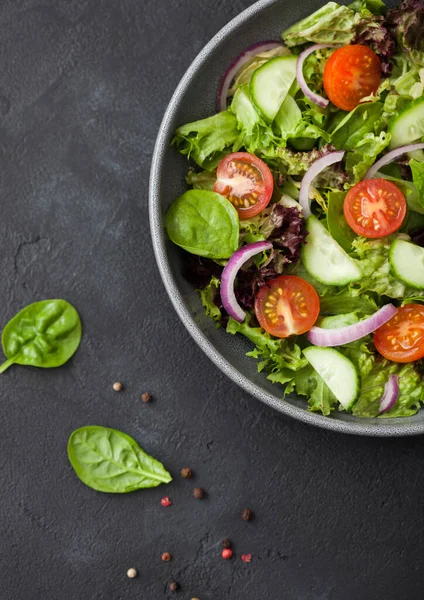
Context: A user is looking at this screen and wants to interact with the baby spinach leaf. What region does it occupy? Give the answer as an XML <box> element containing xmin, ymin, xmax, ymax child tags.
<box><xmin>0</xmin><ymin>299</ymin><xmax>82</xmax><ymax>373</ymax></box>
<box><xmin>166</xmin><ymin>190</ymin><xmax>239</xmax><ymax>259</ymax></box>
<box><xmin>68</xmin><ymin>426</ymin><xmax>172</xmax><ymax>493</ymax></box>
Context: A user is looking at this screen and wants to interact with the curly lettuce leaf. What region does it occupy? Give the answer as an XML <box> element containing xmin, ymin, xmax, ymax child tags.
<box><xmin>230</xmin><ymin>85</ymin><xmax>278</xmax><ymax>153</ymax></box>
<box><xmin>390</xmin><ymin>54</ymin><xmax>424</xmax><ymax>98</ymax></box>
<box><xmin>282</xmin><ymin>2</ymin><xmax>361</xmax><ymax>46</ymax></box>
<box><xmin>172</xmin><ymin>111</ymin><xmax>240</xmax><ymax>170</ymax></box>
<box><xmin>226</xmin><ymin>316</ymin><xmax>308</xmax><ymax>386</ymax></box>
<box><xmin>353</xmin><ymin>358</ymin><xmax>424</xmax><ymax>417</ymax></box>
<box><xmin>199</xmin><ymin>276</ymin><xmax>222</xmax><ymax>323</ymax></box>
<box><xmin>329</xmin><ymin>102</ymin><xmax>385</xmax><ymax>150</ymax></box>
<box><xmin>350</xmin><ymin>233</ymin><xmax>424</xmax><ymax>298</ymax></box>
<box><xmin>387</xmin><ymin>0</ymin><xmax>424</xmax><ymax>70</ymax></box>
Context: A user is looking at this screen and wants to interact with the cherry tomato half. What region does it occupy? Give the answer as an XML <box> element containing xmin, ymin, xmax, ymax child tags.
<box><xmin>255</xmin><ymin>275</ymin><xmax>320</xmax><ymax>339</ymax></box>
<box><xmin>323</xmin><ymin>45</ymin><xmax>381</xmax><ymax>112</ymax></box>
<box><xmin>343</xmin><ymin>179</ymin><xmax>406</xmax><ymax>238</ymax></box>
<box><xmin>213</xmin><ymin>152</ymin><xmax>274</xmax><ymax>219</ymax></box>
<box><xmin>374</xmin><ymin>304</ymin><xmax>424</xmax><ymax>363</ymax></box>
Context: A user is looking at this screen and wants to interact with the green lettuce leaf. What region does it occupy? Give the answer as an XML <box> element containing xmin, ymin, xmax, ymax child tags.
<box><xmin>390</xmin><ymin>54</ymin><xmax>424</xmax><ymax>99</ymax></box>
<box><xmin>199</xmin><ymin>276</ymin><xmax>221</xmax><ymax>322</ymax></box>
<box><xmin>350</xmin><ymin>234</ymin><xmax>424</xmax><ymax>299</ymax></box>
<box><xmin>329</xmin><ymin>102</ymin><xmax>385</xmax><ymax>151</ymax></box>
<box><xmin>410</xmin><ymin>159</ymin><xmax>424</xmax><ymax>199</ymax></box>
<box><xmin>230</xmin><ymin>85</ymin><xmax>277</xmax><ymax>153</ymax></box>
<box><xmin>345</xmin><ymin>131</ymin><xmax>391</xmax><ymax>183</ymax></box>
<box><xmin>319</xmin><ymin>288</ymin><xmax>378</xmax><ymax>315</ymax></box>
<box><xmin>294</xmin><ymin>364</ymin><xmax>338</xmax><ymax>416</ymax></box>
<box><xmin>172</xmin><ymin>111</ymin><xmax>240</xmax><ymax>170</ymax></box>
<box><xmin>282</xmin><ymin>2</ymin><xmax>361</xmax><ymax>46</ymax></box>
<box><xmin>186</xmin><ymin>169</ymin><xmax>216</xmax><ymax>191</ymax></box>
<box><xmin>349</xmin><ymin>0</ymin><xmax>386</xmax><ymax>16</ymax></box>
<box><xmin>353</xmin><ymin>358</ymin><xmax>424</xmax><ymax>418</ymax></box>
<box><xmin>226</xmin><ymin>316</ymin><xmax>308</xmax><ymax>386</ymax></box>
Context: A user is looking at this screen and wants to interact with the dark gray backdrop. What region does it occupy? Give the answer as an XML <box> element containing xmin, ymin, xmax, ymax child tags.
<box><xmin>1</xmin><ymin>1</ymin><xmax>423</xmax><ymax>599</ymax></box>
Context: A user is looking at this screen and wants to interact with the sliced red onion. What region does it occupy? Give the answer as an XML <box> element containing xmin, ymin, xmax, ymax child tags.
<box><xmin>296</xmin><ymin>44</ymin><xmax>336</xmax><ymax>108</ymax></box>
<box><xmin>379</xmin><ymin>375</ymin><xmax>399</xmax><ymax>414</ymax></box>
<box><xmin>307</xmin><ymin>304</ymin><xmax>398</xmax><ymax>347</ymax></box>
<box><xmin>365</xmin><ymin>143</ymin><xmax>424</xmax><ymax>179</ymax></box>
<box><xmin>221</xmin><ymin>241</ymin><xmax>272</xmax><ymax>322</ymax></box>
<box><xmin>299</xmin><ymin>151</ymin><xmax>345</xmax><ymax>218</ymax></box>
<box><xmin>217</xmin><ymin>41</ymin><xmax>282</xmax><ymax>112</ymax></box>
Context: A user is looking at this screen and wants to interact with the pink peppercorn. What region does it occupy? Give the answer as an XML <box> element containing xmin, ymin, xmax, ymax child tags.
<box><xmin>222</xmin><ymin>548</ymin><xmax>233</xmax><ymax>560</ymax></box>
<box><xmin>241</xmin><ymin>554</ymin><xmax>252</xmax><ymax>563</ymax></box>
<box><xmin>161</xmin><ymin>496</ymin><xmax>172</xmax><ymax>507</ymax></box>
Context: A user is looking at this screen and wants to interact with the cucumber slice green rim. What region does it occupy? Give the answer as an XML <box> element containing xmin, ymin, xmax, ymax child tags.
<box><xmin>250</xmin><ymin>56</ymin><xmax>298</xmax><ymax>122</ymax></box>
<box><xmin>389</xmin><ymin>239</ymin><xmax>424</xmax><ymax>289</ymax></box>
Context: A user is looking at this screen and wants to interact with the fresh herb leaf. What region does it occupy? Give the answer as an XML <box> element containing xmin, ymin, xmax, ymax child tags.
<box><xmin>199</xmin><ymin>276</ymin><xmax>222</xmax><ymax>322</ymax></box>
<box><xmin>0</xmin><ymin>299</ymin><xmax>82</xmax><ymax>374</ymax></box>
<box><xmin>166</xmin><ymin>190</ymin><xmax>239</xmax><ymax>259</ymax></box>
<box><xmin>68</xmin><ymin>426</ymin><xmax>172</xmax><ymax>493</ymax></box>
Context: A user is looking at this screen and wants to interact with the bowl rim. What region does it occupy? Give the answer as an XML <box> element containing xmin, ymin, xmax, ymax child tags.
<box><xmin>149</xmin><ymin>0</ymin><xmax>423</xmax><ymax>437</ymax></box>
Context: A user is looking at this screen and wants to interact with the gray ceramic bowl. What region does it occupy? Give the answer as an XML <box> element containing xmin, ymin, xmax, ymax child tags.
<box><xmin>149</xmin><ymin>0</ymin><xmax>422</xmax><ymax>436</ymax></box>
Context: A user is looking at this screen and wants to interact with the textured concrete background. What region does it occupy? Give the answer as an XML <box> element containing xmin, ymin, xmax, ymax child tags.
<box><xmin>1</xmin><ymin>0</ymin><xmax>424</xmax><ymax>599</ymax></box>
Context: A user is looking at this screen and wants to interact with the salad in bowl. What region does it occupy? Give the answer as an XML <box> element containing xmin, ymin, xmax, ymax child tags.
<box><xmin>164</xmin><ymin>0</ymin><xmax>424</xmax><ymax>419</ymax></box>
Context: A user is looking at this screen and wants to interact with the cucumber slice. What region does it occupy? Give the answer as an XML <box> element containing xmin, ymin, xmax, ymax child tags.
<box><xmin>303</xmin><ymin>347</ymin><xmax>359</xmax><ymax>410</ymax></box>
<box><xmin>302</xmin><ymin>216</ymin><xmax>362</xmax><ymax>286</ymax></box>
<box><xmin>389</xmin><ymin>239</ymin><xmax>424</xmax><ymax>289</ymax></box>
<box><xmin>250</xmin><ymin>56</ymin><xmax>298</xmax><ymax>122</ymax></box>
<box><xmin>389</xmin><ymin>98</ymin><xmax>424</xmax><ymax>156</ymax></box>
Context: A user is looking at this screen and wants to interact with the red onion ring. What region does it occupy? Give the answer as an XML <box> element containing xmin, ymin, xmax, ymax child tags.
<box><xmin>217</xmin><ymin>41</ymin><xmax>282</xmax><ymax>112</ymax></box>
<box><xmin>379</xmin><ymin>375</ymin><xmax>399</xmax><ymax>414</ymax></box>
<box><xmin>365</xmin><ymin>143</ymin><xmax>424</xmax><ymax>179</ymax></box>
<box><xmin>299</xmin><ymin>151</ymin><xmax>345</xmax><ymax>218</ymax></box>
<box><xmin>220</xmin><ymin>241</ymin><xmax>272</xmax><ymax>322</ymax></box>
<box><xmin>307</xmin><ymin>304</ymin><xmax>398</xmax><ymax>347</ymax></box>
<box><xmin>296</xmin><ymin>44</ymin><xmax>336</xmax><ymax>108</ymax></box>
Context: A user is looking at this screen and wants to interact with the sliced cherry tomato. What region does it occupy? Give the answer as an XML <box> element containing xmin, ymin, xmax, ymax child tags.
<box><xmin>255</xmin><ymin>275</ymin><xmax>320</xmax><ymax>339</ymax></box>
<box><xmin>343</xmin><ymin>179</ymin><xmax>406</xmax><ymax>238</ymax></box>
<box><xmin>374</xmin><ymin>304</ymin><xmax>424</xmax><ymax>363</ymax></box>
<box><xmin>213</xmin><ymin>152</ymin><xmax>274</xmax><ymax>219</ymax></box>
<box><xmin>323</xmin><ymin>45</ymin><xmax>381</xmax><ymax>112</ymax></box>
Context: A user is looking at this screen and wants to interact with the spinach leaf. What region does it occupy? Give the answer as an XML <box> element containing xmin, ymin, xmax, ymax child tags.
<box><xmin>0</xmin><ymin>299</ymin><xmax>82</xmax><ymax>373</ymax></box>
<box><xmin>327</xmin><ymin>191</ymin><xmax>355</xmax><ymax>253</ymax></box>
<box><xmin>166</xmin><ymin>190</ymin><xmax>239</xmax><ymax>259</ymax></box>
<box><xmin>68</xmin><ymin>426</ymin><xmax>172</xmax><ymax>493</ymax></box>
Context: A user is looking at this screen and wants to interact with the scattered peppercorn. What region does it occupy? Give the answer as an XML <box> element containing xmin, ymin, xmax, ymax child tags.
<box><xmin>222</xmin><ymin>539</ymin><xmax>232</xmax><ymax>549</ymax></box>
<box><xmin>126</xmin><ymin>568</ymin><xmax>137</xmax><ymax>578</ymax></box>
<box><xmin>222</xmin><ymin>548</ymin><xmax>233</xmax><ymax>560</ymax></box>
<box><xmin>193</xmin><ymin>487</ymin><xmax>205</xmax><ymax>499</ymax></box>
<box><xmin>113</xmin><ymin>381</ymin><xmax>123</xmax><ymax>392</ymax></box>
<box><xmin>141</xmin><ymin>392</ymin><xmax>152</xmax><ymax>403</ymax></box>
<box><xmin>241</xmin><ymin>554</ymin><xmax>252</xmax><ymax>563</ymax></box>
<box><xmin>161</xmin><ymin>552</ymin><xmax>172</xmax><ymax>562</ymax></box>
<box><xmin>161</xmin><ymin>496</ymin><xmax>172</xmax><ymax>507</ymax></box>
<box><xmin>241</xmin><ymin>508</ymin><xmax>254</xmax><ymax>521</ymax></box>
<box><xmin>169</xmin><ymin>581</ymin><xmax>178</xmax><ymax>592</ymax></box>
<box><xmin>180</xmin><ymin>467</ymin><xmax>193</xmax><ymax>479</ymax></box>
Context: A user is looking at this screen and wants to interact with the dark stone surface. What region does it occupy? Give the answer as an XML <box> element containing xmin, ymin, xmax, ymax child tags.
<box><xmin>1</xmin><ymin>1</ymin><xmax>424</xmax><ymax>599</ymax></box>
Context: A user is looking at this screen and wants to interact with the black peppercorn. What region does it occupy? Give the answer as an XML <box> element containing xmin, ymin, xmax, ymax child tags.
<box><xmin>180</xmin><ymin>467</ymin><xmax>193</xmax><ymax>479</ymax></box>
<box><xmin>241</xmin><ymin>508</ymin><xmax>254</xmax><ymax>521</ymax></box>
<box><xmin>222</xmin><ymin>538</ymin><xmax>232</xmax><ymax>549</ymax></box>
<box><xmin>193</xmin><ymin>487</ymin><xmax>205</xmax><ymax>500</ymax></box>
<box><xmin>169</xmin><ymin>581</ymin><xmax>178</xmax><ymax>592</ymax></box>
